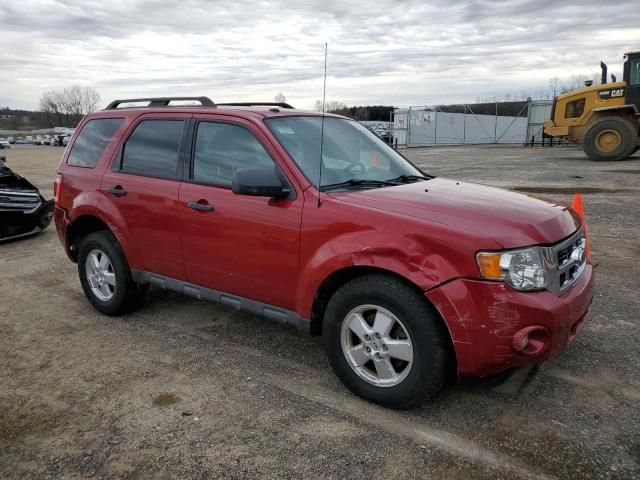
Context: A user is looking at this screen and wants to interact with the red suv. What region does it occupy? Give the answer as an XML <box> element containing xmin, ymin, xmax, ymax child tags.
<box><xmin>54</xmin><ymin>97</ymin><xmax>594</xmax><ymax>408</ymax></box>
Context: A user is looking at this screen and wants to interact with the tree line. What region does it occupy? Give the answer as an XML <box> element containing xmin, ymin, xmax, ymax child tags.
<box><xmin>312</xmin><ymin>100</ymin><xmax>394</xmax><ymax>121</ymax></box>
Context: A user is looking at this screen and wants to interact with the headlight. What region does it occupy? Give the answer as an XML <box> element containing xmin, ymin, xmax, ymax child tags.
<box><xmin>476</xmin><ymin>247</ymin><xmax>548</xmax><ymax>291</ymax></box>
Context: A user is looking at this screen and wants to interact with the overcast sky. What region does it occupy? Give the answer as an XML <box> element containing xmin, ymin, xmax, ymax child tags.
<box><xmin>1</xmin><ymin>0</ymin><xmax>639</xmax><ymax>110</ymax></box>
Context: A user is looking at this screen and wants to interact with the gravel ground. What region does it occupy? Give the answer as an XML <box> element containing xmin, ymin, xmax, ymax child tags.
<box><xmin>0</xmin><ymin>144</ymin><xmax>639</xmax><ymax>479</ymax></box>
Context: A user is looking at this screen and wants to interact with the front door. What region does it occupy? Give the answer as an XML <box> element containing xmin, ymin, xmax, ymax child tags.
<box><xmin>179</xmin><ymin>116</ymin><xmax>303</xmax><ymax>310</ymax></box>
<box><xmin>100</xmin><ymin>114</ymin><xmax>190</xmax><ymax>279</ymax></box>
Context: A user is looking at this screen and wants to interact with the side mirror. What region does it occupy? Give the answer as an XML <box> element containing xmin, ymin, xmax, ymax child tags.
<box><xmin>232</xmin><ymin>168</ymin><xmax>290</xmax><ymax>199</ymax></box>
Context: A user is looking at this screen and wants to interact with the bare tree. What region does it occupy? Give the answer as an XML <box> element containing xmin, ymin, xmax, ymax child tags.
<box><xmin>39</xmin><ymin>86</ymin><xmax>100</xmax><ymax>126</ymax></box>
<box><xmin>313</xmin><ymin>99</ymin><xmax>347</xmax><ymax>113</ymax></box>
<box><xmin>274</xmin><ymin>92</ymin><xmax>287</xmax><ymax>103</ymax></box>
<box><xmin>549</xmin><ymin>77</ymin><xmax>561</xmax><ymax>98</ymax></box>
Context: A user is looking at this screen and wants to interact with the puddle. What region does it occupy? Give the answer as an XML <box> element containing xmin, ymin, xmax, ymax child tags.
<box><xmin>509</xmin><ymin>186</ymin><xmax>632</xmax><ymax>194</ymax></box>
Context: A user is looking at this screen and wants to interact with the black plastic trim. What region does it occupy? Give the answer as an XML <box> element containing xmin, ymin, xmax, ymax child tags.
<box><xmin>105</xmin><ymin>97</ymin><xmax>215</xmax><ymax>109</ymax></box>
<box><xmin>131</xmin><ymin>270</ymin><xmax>310</xmax><ymax>335</ymax></box>
<box><xmin>217</xmin><ymin>102</ymin><xmax>294</xmax><ymax>109</ymax></box>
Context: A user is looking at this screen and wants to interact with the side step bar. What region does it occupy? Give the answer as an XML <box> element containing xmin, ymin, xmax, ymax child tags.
<box><xmin>131</xmin><ymin>270</ymin><xmax>310</xmax><ymax>335</ymax></box>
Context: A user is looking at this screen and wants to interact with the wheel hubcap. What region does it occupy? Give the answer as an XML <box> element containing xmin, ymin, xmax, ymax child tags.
<box><xmin>340</xmin><ymin>304</ymin><xmax>413</xmax><ymax>387</ymax></box>
<box><xmin>85</xmin><ymin>249</ymin><xmax>116</xmax><ymax>301</ymax></box>
<box><xmin>596</xmin><ymin>129</ymin><xmax>621</xmax><ymax>152</ymax></box>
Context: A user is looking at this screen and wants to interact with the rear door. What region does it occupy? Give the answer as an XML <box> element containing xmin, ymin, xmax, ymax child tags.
<box><xmin>179</xmin><ymin>115</ymin><xmax>303</xmax><ymax>310</ymax></box>
<box><xmin>100</xmin><ymin>113</ymin><xmax>191</xmax><ymax>279</ymax></box>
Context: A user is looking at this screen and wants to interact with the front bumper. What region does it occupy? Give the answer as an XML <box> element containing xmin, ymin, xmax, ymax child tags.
<box><xmin>543</xmin><ymin>120</ymin><xmax>569</xmax><ymax>137</ymax></box>
<box><xmin>0</xmin><ymin>199</ymin><xmax>54</xmax><ymax>242</ymax></box>
<box><xmin>426</xmin><ymin>263</ymin><xmax>594</xmax><ymax>377</ymax></box>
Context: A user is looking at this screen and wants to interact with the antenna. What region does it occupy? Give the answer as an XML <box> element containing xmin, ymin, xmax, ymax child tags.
<box><xmin>317</xmin><ymin>42</ymin><xmax>328</xmax><ymax>208</ymax></box>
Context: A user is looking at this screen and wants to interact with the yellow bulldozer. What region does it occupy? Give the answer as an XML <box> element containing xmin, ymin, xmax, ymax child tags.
<box><xmin>544</xmin><ymin>51</ymin><xmax>640</xmax><ymax>161</ymax></box>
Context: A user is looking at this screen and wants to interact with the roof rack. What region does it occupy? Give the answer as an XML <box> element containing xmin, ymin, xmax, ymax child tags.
<box><xmin>105</xmin><ymin>96</ymin><xmax>215</xmax><ymax>110</ymax></box>
<box><xmin>217</xmin><ymin>102</ymin><xmax>294</xmax><ymax>109</ymax></box>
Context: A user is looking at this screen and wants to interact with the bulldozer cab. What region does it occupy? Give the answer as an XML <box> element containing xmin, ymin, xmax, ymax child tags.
<box><xmin>623</xmin><ymin>51</ymin><xmax>640</xmax><ymax>110</ymax></box>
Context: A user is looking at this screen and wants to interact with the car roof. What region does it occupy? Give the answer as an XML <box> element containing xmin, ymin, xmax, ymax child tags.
<box><xmin>89</xmin><ymin>97</ymin><xmax>347</xmax><ymax>121</ymax></box>
<box><xmin>92</xmin><ymin>105</ymin><xmax>345</xmax><ymax>120</ymax></box>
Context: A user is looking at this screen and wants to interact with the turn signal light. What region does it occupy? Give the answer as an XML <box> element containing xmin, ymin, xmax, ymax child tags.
<box><xmin>476</xmin><ymin>252</ymin><xmax>502</xmax><ymax>280</ymax></box>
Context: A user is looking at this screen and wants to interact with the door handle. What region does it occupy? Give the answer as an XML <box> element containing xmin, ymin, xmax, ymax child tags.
<box><xmin>188</xmin><ymin>200</ymin><xmax>214</xmax><ymax>212</ymax></box>
<box><xmin>106</xmin><ymin>185</ymin><xmax>127</xmax><ymax>197</ymax></box>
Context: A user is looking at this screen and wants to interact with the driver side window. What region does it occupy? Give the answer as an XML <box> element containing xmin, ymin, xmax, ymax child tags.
<box><xmin>630</xmin><ymin>58</ymin><xmax>640</xmax><ymax>86</ymax></box>
<box><xmin>192</xmin><ymin>122</ymin><xmax>275</xmax><ymax>187</ymax></box>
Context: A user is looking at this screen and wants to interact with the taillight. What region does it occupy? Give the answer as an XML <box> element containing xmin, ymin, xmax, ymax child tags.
<box><xmin>54</xmin><ymin>174</ymin><xmax>63</xmax><ymax>205</ymax></box>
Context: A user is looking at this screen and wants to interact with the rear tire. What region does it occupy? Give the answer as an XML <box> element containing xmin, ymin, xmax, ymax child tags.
<box><xmin>583</xmin><ymin>117</ymin><xmax>638</xmax><ymax>161</ymax></box>
<box><xmin>78</xmin><ymin>231</ymin><xmax>146</xmax><ymax>315</ymax></box>
<box><xmin>322</xmin><ymin>274</ymin><xmax>450</xmax><ymax>409</ymax></box>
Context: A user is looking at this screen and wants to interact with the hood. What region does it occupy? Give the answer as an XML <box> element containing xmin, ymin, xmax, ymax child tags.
<box><xmin>0</xmin><ymin>159</ymin><xmax>41</xmax><ymax>193</ymax></box>
<box><xmin>329</xmin><ymin>178</ymin><xmax>580</xmax><ymax>248</ymax></box>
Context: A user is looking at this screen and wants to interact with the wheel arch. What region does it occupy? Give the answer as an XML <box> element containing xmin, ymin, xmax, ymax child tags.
<box><xmin>313</xmin><ymin>266</ymin><xmax>458</xmax><ymax>382</ymax></box>
<box><xmin>310</xmin><ymin>266</ymin><xmax>455</xmax><ymax>362</ymax></box>
<box><xmin>66</xmin><ymin>214</ymin><xmax>130</xmax><ymax>264</ymax></box>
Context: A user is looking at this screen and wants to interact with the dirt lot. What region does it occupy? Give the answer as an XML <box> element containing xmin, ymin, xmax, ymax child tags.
<box><xmin>1</xmin><ymin>145</ymin><xmax>639</xmax><ymax>479</ymax></box>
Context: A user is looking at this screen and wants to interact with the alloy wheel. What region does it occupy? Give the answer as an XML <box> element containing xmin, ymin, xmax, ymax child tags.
<box><xmin>340</xmin><ymin>304</ymin><xmax>413</xmax><ymax>387</ymax></box>
<box><xmin>85</xmin><ymin>248</ymin><xmax>116</xmax><ymax>301</ymax></box>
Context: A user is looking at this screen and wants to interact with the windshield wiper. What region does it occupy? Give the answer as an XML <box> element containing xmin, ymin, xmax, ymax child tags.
<box><xmin>386</xmin><ymin>174</ymin><xmax>432</xmax><ymax>184</ymax></box>
<box><xmin>320</xmin><ymin>179</ymin><xmax>398</xmax><ymax>192</ymax></box>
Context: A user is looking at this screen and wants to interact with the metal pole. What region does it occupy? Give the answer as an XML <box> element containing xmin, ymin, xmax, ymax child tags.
<box><xmin>434</xmin><ymin>109</ymin><xmax>438</xmax><ymax>145</ymax></box>
<box><xmin>463</xmin><ymin>104</ymin><xmax>467</xmax><ymax>144</ymax></box>
<box><xmin>494</xmin><ymin>102</ymin><xmax>498</xmax><ymax>143</ymax></box>
<box><xmin>407</xmin><ymin>107</ymin><xmax>412</xmax><ymax>147</ymax></box>
<box><xmin>525</xmin><ymin>100</ymin><xmax>532</xmax><ymax>147</ymax></box>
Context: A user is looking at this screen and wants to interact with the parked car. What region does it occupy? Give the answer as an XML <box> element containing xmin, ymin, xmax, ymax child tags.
<box><xmin>8</xmin><ymin>136</ymin><xmax>15</xmax><ymax>144</ymax></box>
<box><xmin>0</xmin><ymin>157</ymin><xmax>54</xmax><ymax>241</ymax></box>
<box><xmin>15</xmin><ymin>138</ymin><xmax>29</xmax><ymax>144</ymax></box>
<box><xmin>33</xmin><ymin>137</ymin><xmax>43</xmax><ymax>146</ymax></box>
<box><xmin>54</xmin><ymin>96</ymin><xmax>594</xmax><ymax>408</ymax></box>
<box><xmin>62</xmin><ymin>135</ymin><xmax>71</xmax><ymax>146</ymax></box>
<box><xmin>0</xmin><ymin>138</ymin><xmax>10</xmax><ymax>149</ymax></box>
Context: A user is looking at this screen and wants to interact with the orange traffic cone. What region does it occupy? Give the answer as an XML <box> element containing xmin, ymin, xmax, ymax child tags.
<box><xmin>571</xmin><ymin>193</ymin><xmax>591</xmax><ymax>259</ymax></box>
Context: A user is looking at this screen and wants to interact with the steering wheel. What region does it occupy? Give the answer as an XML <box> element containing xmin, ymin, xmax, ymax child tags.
<box><xmin>344</xmin><ymin>161</ymin><xmax>366</xmax><ymax>175</ymax></box>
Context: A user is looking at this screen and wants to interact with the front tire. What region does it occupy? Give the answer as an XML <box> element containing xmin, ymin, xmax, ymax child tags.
<box><xmin>323</xmin><ymin>274</ymin><xmax>450</xmax><ymax>409</ymax></box>
<box><xmin>583</xmin><ymin>117</ymin><xmax>638</xmax><ymax>161</ymax></box>
<box><xmin>78</xmin><ymin>231</ymin><xmax>146</xmax><ymax>315</ymax></box>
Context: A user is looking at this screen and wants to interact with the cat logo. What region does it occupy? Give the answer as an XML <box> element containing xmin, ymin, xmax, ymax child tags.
<box><xmin>598</xmin><ymin>88</ymin><xmax>625</xmax><ymax>100</ymax></box>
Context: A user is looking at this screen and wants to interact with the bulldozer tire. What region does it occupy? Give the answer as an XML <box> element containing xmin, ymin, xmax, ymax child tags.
<box><xmin>583</xmin><ymin>117</ymin><xmax>638</xmax><ymax>161</ymax></box>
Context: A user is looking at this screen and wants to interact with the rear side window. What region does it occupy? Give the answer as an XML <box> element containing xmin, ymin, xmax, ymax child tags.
<box><xmin>192</xmin><ymin>122</ymin><xmax>274</xmax><ymax>187</ymax></box>
<box><xmin>68</xmin><ymin>118</ymin><xmax>124</xmax><ymax>168</ymax></box>
<box><xmin>121</xmin><ymin>120</ymin><xmax>184</xmax><ymax>179</ymax></box>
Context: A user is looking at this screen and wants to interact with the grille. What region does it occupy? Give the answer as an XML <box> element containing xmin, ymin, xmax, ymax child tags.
<box><xmin>0</xmin><ymin>189</ymin><xmax>41</xmax><ymax>213</ymax></box>
<box><xmin>543</xmin><ymin>229</ymin><xmax>587</xmax><ymax>293</ymax></box>
<box><xmin>557</xmin><ymin>235</ymin><xmax>584</xmax><ymax>267</ymax></box>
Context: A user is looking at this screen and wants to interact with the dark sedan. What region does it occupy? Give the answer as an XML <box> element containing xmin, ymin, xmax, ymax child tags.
<box><xmin>0</xmin><ymin>156</ymin><xmax>54</xmax><ymax>242</ymax></box>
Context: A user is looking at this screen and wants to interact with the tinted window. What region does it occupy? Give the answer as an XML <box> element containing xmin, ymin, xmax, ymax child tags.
<box><xmin>68</xmin><ymin>118</ymin><xmax>123</xmax><ymax>168</ymax></box>
<box><xmin>630</xmin><ymin>58</ymin><xmax>640</xmax><ymax>85</ymax></box>
<box><xmin>193</xmin><ymin>122</ymin><xmax>274</xmax><ymax>187</ymax></box>
<box><xmin>266</xmin><ymin>117</ymin><xmax>421</xmax><ymax>188</ymax></box>
<box><xmin>121</xmin><ymin>120</ymin><xmax>184</xmax><ymax>179</ymax></box>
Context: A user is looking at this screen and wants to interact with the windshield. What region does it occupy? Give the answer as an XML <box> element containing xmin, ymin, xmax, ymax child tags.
<box><xmin>266</xmin><ymin>116</ymin><xmax>424</xmax><ymax>190</ymax></box>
